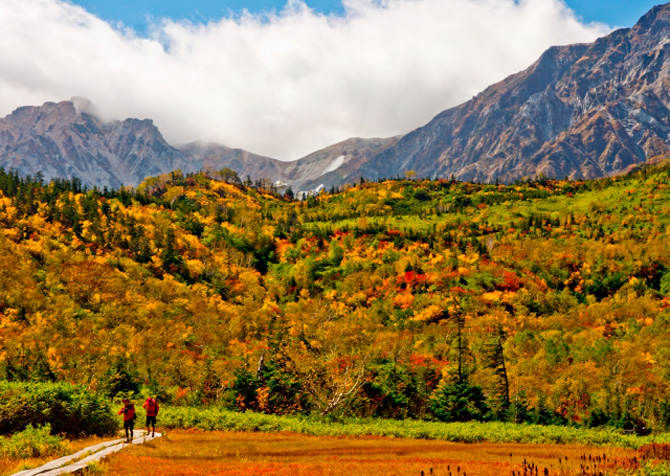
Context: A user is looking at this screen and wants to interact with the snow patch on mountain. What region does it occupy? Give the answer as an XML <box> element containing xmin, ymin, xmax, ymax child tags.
<box><xmin>322</xmin><ymin>155</ymin><xmax>346</xmax><ymax>175</ymax></box>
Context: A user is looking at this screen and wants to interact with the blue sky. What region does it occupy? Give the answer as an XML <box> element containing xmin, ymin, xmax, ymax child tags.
<box><xmin>71</xmin><ymin>0</ymin><xmax>660</xmax><ymax>32</ymax></box>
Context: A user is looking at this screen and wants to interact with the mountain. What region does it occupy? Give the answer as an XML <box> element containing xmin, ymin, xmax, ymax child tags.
<box><xmin>356</xmin><ymin>3</ymin><xmax>670</xmax><ymax>183</ymax></box>
<box><xmin>278</xmin><ymin>136</ymin><xmax>400</xmax><ymax>191</ymax></box>
<box><xmin>0</xmin><ymin>98</ymin><xmax>199</xmax><ymax>189</ymax></box>
<box><xmin>6</xmin><ymin>4</ymin><xmax>670</xmax><ymax>189</ymax></box>
<box><xmin>0</xmin><ymin>98</ymin><xmax>396</xmax><ymax>191</ymax></box>
<box><xmin>179</xmin><ymin>136</ymin><xmax>399</xmax><ymax>192</ymax></box>
<box><xmin>179</xmin><ymin>141</ymin><xmax>285</xmax><ymax>184</ymax></box>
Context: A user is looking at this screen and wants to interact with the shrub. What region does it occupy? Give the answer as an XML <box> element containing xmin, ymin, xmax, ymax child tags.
<box><xmin>0</xmin><ymin>424</ymin><xmax>67</xmax><ymax>458</ymax></box>
<box><xmin>0</xmin><ymin>381</ymin><xmax>118</xmax><ymax>436</ymax></box>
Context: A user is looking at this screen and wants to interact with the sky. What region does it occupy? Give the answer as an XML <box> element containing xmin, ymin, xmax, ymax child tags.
<box><xmin>69</xmin><ymin>0</ymin><xmax>661</xmax><ymax>32</ymax></box>
<box><xmin>0</xmin><ymin>0</ymin><xmax>662</xmax><ymax>160</ymax></box>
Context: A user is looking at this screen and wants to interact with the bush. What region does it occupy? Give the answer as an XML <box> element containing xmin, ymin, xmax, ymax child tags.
<box><xmin>0</xmin><ymin>381</ymin><xmax>118</xmax><ymax>436</ymax></box>
<box><xmin>0</xmin><ymin>424</ymin><xmax>67</xmax><ymax>458</ymax></box>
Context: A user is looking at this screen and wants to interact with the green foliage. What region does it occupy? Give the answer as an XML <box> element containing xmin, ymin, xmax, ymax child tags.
<box><xmin>0</xmin><ymin>424</ymin><xmax>67</xmax><ymax>458</ymax></box>
<box><xmin>660</xmin><ymin>271</ymin><xmax>670</xmax><ymax>297</ymax></box>
<box><xmin>157</xmin><ymin>406</ymin><xmax>665</xmax><ymax>448</ymax></box>
<box><xmin>626</xmin><ymin>462</ymin><xmax>670</xmax><ymax>476</ymax></box>
<box><xmin>429</xmin><ymin>380</ymin><xmax>490</xmax><ymax>422</ymax></box>
<box><xmin>101</xmin><ymin>358</ymin><xmax>142</xmax><ymax>398</ymax></box>
<box><xmin>0</xmin><ymin>382</ymin><xmax>118</xmax><ymax>437</ymax></box>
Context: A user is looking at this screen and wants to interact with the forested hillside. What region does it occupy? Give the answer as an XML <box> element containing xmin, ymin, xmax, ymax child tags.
<box><xmin>2</xmin><ymin>163</ymin><xmax>670</xmax><ymax>430</ymax></box>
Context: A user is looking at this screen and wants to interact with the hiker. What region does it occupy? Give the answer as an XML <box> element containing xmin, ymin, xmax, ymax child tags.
<box><xmin>143</xmin><ymin>397</ymin><xmax>160</xmax><ymax>437</ymax></box>
<box><xmin>118</xmin><ymin>398</ymin><xmax>136</xmax><ymax>443</ymax></box>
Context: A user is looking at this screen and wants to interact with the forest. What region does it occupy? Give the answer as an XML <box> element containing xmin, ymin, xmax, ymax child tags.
<box><xmin>2</xmin><ymin>161</ymin><xmax>670</xmax><ymax>432</ymax></box>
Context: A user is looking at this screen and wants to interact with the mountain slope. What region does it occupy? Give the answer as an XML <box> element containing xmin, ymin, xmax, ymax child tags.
<box><xmin>3</xmin><ymin>165</ymin><xmax>670</xmax><ymax>423</ymax></box>
<box><xmin>181</xmin><ymin>136</ymin><xmax>400</xmax><ymax>192</ymax></box>
<box><xmin>280</xmin><ymin>136</ymin><xmax>400</xmax><ymax>191</ymax></box>
<box><xmin>358</xmin><ymin>4</ymin><xmax>670</xmax><ymax>183</ymax></box>
<box><xmin>179</xmin><ymin>141</ymin><xmax>285</xmax><ymax>184</ymax></box>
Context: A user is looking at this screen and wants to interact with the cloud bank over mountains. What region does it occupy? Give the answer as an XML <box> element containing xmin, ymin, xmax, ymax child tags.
<box><xmin>0</xmin><ymin>0</ymin><xmax>609</xmax><ymax>161</ymax></box>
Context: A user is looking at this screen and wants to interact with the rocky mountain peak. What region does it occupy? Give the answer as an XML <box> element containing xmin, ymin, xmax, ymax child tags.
<box><xmin>634</xmin><ymin>3</ymin><xmax>670</xmax><ymax>34</ymax></box>
<box><xmin>0</xmin><ymin>99</ymin><xmax>197</xmax><ymax>188</ymax></box>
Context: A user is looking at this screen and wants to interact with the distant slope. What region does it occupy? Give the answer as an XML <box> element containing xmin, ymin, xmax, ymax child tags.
<box><xmin>179</xmin><ymin>141</ymin><xmax>285</xmax><ymax>183</ymax></box>
<box><xmin>180</xmin><ymin>136</ymin><xmax>400</xmax><ymax>192</ymax></box>
<box><xmin>357</xmin><ymin>4</ymin><xmax>670</xmax><ymax>183</ymax></box>
<box><xmin>281</xmin><ymin>136</ymin><xmax>401</xmax><ymax>191</ymax></box>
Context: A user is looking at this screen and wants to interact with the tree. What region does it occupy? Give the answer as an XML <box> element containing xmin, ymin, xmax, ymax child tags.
<box><xmin>484</xmin><ymin>326</ymin><xmax>510</xmax><ymax>415</ymax></box>
<box><xmin>430</xmin><ymin>380</ymin><xmax>489</xmax><ymax>422</ymax></box>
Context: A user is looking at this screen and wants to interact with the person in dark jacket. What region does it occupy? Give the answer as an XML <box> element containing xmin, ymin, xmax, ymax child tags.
<box><xmin>143</xmin><ymin>397</ymin><xmax>160</xmax><ymax>437</ymax></box>
<box><xmin>118</xmin><ymin>399</ymin><xmax>136</xmax><ymax>443</ymax></box>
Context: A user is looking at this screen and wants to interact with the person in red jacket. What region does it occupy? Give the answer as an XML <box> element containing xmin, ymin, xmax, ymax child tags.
<box><xmin>143</xmin><ymin>397</ymin><xmax>160</xmax><ymax>437</ymax></box>
<box><xmin>118</xmin><ymin>399</ymin><xmax>136</xmax><ymax>443</ymax></box>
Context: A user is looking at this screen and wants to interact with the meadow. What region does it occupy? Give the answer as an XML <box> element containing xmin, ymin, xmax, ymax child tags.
<box><xmin>1</xmin><ymin>407</ymin><xmax>668</xmax><ymax>475</ymax></box>
<box><xmin>95</xmin><ymin>430</ymin><xmax>663</xmax><ymax>476</ymax></box>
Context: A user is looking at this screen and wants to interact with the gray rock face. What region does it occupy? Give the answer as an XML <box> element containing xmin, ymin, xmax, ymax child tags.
<box><xmin>0</xmin><ymin>99</ymin><xmax>198</xmax><ymax>188</ymax></box>
<box><xmin>357</xmin><ymin>3</ymin><xmax>670</xmax><ymax>182</ymax></box>
<box><xmin>178</xmin><ymin>141</ymin><xmax>287</xmax><ymax>185</ymax></box>
<box><xmin>281</xmin><ymin>136</ymin><xmax>400</xmax><ymax>191</ymax></box>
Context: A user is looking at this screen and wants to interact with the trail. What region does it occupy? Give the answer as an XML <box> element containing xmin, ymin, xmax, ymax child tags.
<box><xmin>11</xmin><ymin>431</ymin><xmax>161</xmax><ymax>476</ymax></box>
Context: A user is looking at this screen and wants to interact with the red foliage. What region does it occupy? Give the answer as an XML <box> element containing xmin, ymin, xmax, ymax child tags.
<box><xmin>397</xmin><ymin>271</ymin><xmax>428</xmax><ymax>286</ymax></box>
<box><xmin>497</xmin><ymin>271</ymin><xmax>521</xmax><ymax>292</ymax></box>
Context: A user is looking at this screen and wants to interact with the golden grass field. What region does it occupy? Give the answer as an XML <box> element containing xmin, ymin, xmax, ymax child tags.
<box><xmin>96</xmin><ymin>430</ymin><xmax>644</xmax><ymax>476</ymax></box>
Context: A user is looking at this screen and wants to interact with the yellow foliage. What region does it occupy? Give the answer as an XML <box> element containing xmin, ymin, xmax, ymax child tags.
<box><xmin>186</xmin><ymin>259</ymin><xmax>205</xmax><ymax>279</ymax></box>
<box><xmin>324</xmin><ymin>289</ymin><xmax>337</xmax><ymax>301</ymax></box>
<box><xmin>482</xmin><ymin>290</ymin><xmax>503</xmax><ymax>302</ymax></box>
<box><xmin>393</xmin><ymin>292</ymin><xmax>414</xmax><ymax>309</ymax></box>
<box><xmin>429</xmin><ymin>254</ymin><xmax>445</xmax><ymax>266</ymax></box>
<box><xmin>412</xmin><ymin>305</ymin><xmax>442</xmax><ymax>322</ymax></box>
<box><xmin>644</xmin><ymin>352</ymin><xmax>656</xmax><ymax>366</ymax></box>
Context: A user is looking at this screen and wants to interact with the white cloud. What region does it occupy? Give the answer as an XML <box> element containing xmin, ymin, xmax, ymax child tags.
<box><xmin>0</xmin><ymin>0</ymin><xmax>609</xmax><ymax>160</ymax></box>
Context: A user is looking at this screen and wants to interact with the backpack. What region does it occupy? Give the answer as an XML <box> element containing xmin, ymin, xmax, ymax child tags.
<box><xmin>146</xmin><ymin>399</ymin><xmax>158</xmax><ymax>414</ymax></box>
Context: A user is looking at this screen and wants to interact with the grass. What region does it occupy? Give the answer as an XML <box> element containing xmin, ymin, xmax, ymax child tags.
<box><xmin>98</xmin><ymin>429</ymin><xmax>647</xmax><ymax>476</ymax></box>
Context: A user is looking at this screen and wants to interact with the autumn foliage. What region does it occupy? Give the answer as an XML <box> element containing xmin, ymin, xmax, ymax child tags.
<box><xmin>2</xmin><ymin>164</ymin><xmax>670</xmax><ymax>430</ymax></box>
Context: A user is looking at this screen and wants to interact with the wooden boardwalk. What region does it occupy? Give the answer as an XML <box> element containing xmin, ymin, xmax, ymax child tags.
<box><xmin>11</xmin><ymin>431</ymin><xmax>161</xmax><ymax>476</ymax></box>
